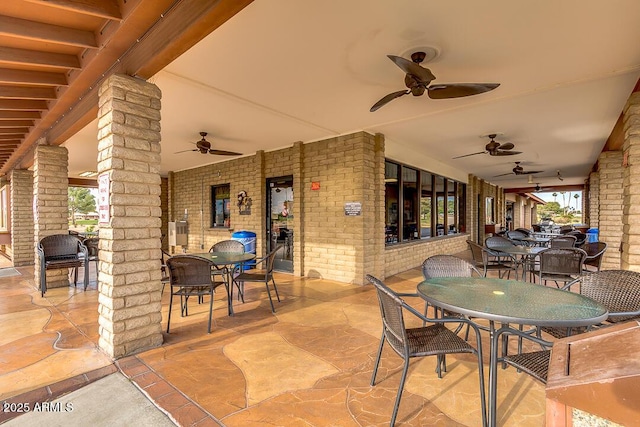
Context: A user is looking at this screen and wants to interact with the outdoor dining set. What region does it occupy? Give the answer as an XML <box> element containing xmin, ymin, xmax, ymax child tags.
<box><xmin>366</xmin><ymin>226</ymin><xmax>640</xmax><ymax>427</ymax></box>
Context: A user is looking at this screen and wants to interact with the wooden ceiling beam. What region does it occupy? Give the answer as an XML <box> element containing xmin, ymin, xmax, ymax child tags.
<box><xmin>0</xmin><ymin>127</ymin><xmax>29</xmax><ymax>134</ymax></box>
<box><xmin>0</xmin><ymin>15</ymin><xmax>98</xmax><ymax>48</ymax></box>
<box><xmin>0</xmin><ymin>46</ymin><xmax>81</xmax><ymax>69</ymax></box>
<box><xmin>0</xmin><ymin>68</ymin><xmax>68</xmax><ymax>86</ymax></box>
<box><xmin>25</xmin><ymin>0</ymin><xmax>122</xmax><ymax>20</ymax></box>
<box><xmin>0</xmin><ymin>99</ymin><xmax>48</xmax><ymax>110</ymax></box>
<box><xmin>0</xmin><ymin>120</ymin><xmax>34</xmax><ymax>127</ymax></box>
<box><xmin>0</xmin><ymin>111</ymin><xmax>41</xmax><ymax>119</ymax></box>
<box><xmin>0</xmin><ymin>85</ymin><xmax>57</xmax><ymax>99</ymax></box>
<box><xmin>0</xmin><ymin>134</ymin><xmax>24</xmax><ymax>140</ymax></box>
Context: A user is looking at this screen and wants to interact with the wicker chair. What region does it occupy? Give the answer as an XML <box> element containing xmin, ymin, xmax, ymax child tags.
<box><xmin>582</xmin><ymin>242</ymin><xmax>607</xmax><ymax>272</ymax></box>
<box><xmin>234</xmin><ymin>245</ymin><xmax>282</xmax><ymax>313</ymax></box>
<box><xmin>541</xmin><ymin>270</ymin><xmax>640</xmax><ymax>339</ymax></box>
<box><xmin>366</xmin><ymin>274</ymin><xmax>486</xmax><ymax>427</ymax></box>
<box><xmin>566</xmin><ymin>231</ymin><xmax>587</xmax><ymax>246</ymax></box>
<box><xmin>467</xmin><ymin>240</ymin><xmax>514</xmax><ymax>278</ymax></box>
<box><xmin>166</xmin><ymin>255</ymin><xmax>227</xmax><ymax>334</ymax></box>
<box><xmin>538</xmin><ymin>247</ymin><xmax>587</xmax><ymax>287</ymax></box>
<box><xmin>210</xmin><ymin>239</ymin><xmax>246</xmax><ymax>301</ymax></box>
<box><xmin>37</xmin><ymin>234</ymin><xmax>89</xmax><ymax>296</ymax></box>
<box><xmin>496</xmin><ymin>327</ymin><xmax>552</xmax><ymax>384</ymax></box>
<box><xmin>549</xmin><ymin>235</ymin><xmax>577</xmax><ymax>248</ymax></box>
<box><xmin>559</xmin><ymin>225</ymin><xmax>575</xmax><ymax>234</ymax></box>
<box><xmin>507</xmin><ymin>230</ymin><xmax>530</xmax><ymax>246</ymax></box>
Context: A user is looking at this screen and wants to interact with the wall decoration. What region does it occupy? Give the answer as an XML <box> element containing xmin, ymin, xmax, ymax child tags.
<box><xmin>237</xmin><ymin>190</ymin><xmax>252</xmax><ymax>215</ymax></box>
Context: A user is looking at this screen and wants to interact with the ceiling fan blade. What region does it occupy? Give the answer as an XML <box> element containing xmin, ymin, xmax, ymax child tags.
<box><xmin>387</xmin><ymin>55</ymin><xmax>435</xmax><ymax>83</ymax></box>
<box><xmin>491</xmin><ymin>150</ymin><xmax>522</xmax><ymax>156</ymax></box>
<box><xmin>520</xmin><ymin>170</ymin><xmax>544</xmax><ymax>175</ymax></box>
<box><xmin>370</xmin><ymin>90</ymin><xmax>410</xmax><ymax>112</ymax></box>
<box><xmin>498</xmin><ymin>142</ymin><xmax>515</xmax><ymax>150</ymax></box>
<box><xmin>174</xmin><ymin>148</ymin><xmax>198</xmax><ymax>154</ymax></box>
<box><xmin>452</xmin><ymin>151</ymin><xmax>485</xmax><ymax>159</ymax></box>
<box><xmin>493</xmin><ymin>172</ymin><xmax>514</xmax><ymax>177</ymax></box>
<box><xmin>209</xmin><ymin>149</ymin><xmax>242</xmax><ymax>156</ymax></box>
<box><xmin>427</xmin><ymin>83</ymin><xmax>500</xmax><ymax>99</ymax></box>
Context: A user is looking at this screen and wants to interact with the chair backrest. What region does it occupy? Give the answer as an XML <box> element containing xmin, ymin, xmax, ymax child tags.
<box><xmin>550</xmin><ymin>235</ymin><xmax>577</xmax><ymax>248</ymax></box>
<box><xmin>365</xmin><ymin>274</ymin><xmax>408</xmax><ymax>355</ymax></box>
<box><xmin>264</xmin><ymin>244</ymin><xmax>283</xmax><ymax>274</ymax></box>
<box><xmin>83</xmin><ymin>237</ymin><xmax>99</xmax><ymax>257</ymax></box>
<box><xmin>539</xmin><ymin>248</ymin><xmax>586</xmax><ymax>276</ymax></box>
<box><xmin>580</xmin><ymin>270</ymin><xmax>640</xmax><ymax>323</ymax></box>
<box><xmin>532</xmin><ymin>224</ymin><xmax>542</xmax><ymax>232</ymax></box>
<box><xmin>422</xmin><ymin>255</ymin><xmax>479</xmax><ymax>279</ymax></box>
<box><xmin>166</xmin><ymin>255</ymin><xmax>214</xmax><ymax>287</ymax></box>
<box><xmin>39</xmin><ymin>234</ymin><xmax>81</xmax><ymax>258</ymax></box>
<box><xmin>566</xmin><ymin>231</ymin><xmax>587</xmax><ymax>246</ymax></box>
<box><xmin>559</xmin><ymin>225</ymin><xmax>574</xmax><ymax>234</ymax></box>
<box><xmin>467</xmin><ymin>240</ymin><xmax>484</xmax><ymax>266</ymax></box>
<box><xmin>485</xmin><ymin>235</ymin><xmax>513</xmax><ymax>250</ymax></box>
<box><xmin>582</xmin><ymin>242</ymin><xmax>608</xmax><ymax>270</ymax></box>
<box><xmin>210</xmin><ymin>239</ymin><xmax>245</xmax><ymax>253</ymax></box>
<box><xmin>515</xmin><ymin>228</ymin><xmax>532</xmax><ymax>236</ymax></box>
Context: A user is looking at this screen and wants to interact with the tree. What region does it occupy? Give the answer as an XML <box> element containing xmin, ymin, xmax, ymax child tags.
<box><xmin>68</xmin><ymin>187</ymin><xmax>96</xmax><ymax>226</ymax></box>
<box><xmin>574</xmin><ymin>193</ymin><xmax>580</xmax><ymax>211</ymax></box>
<box><xmin>552</xmin><ymin>192</ymin><xmax>557</xmax><ymax>202</ymax></box>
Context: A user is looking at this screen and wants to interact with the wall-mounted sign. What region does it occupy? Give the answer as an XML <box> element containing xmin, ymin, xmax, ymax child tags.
<box><xmin>98</xmin><ymin>173</ymin><xmax>110</xmax><ymax>224</ymax></box>
<box><xmin>344</xmin><ymin>202</ymin><xmax>362</xmax><ymax>216</ymax></box>
<box><xmin>311</xmin><ymin>182</ymin><xmax>320</xmax><ymax>190</ymax></box>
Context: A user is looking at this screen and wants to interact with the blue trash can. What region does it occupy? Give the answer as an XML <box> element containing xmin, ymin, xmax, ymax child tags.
<box><xmin>586</xmin><ymin>228</ymin><xmax>599</xmax><ymax>243</ymax></box>
<box><xmin>232</xmin><ymin>230</ymin><xmax>256</xmax><ymax>270</ymax></box>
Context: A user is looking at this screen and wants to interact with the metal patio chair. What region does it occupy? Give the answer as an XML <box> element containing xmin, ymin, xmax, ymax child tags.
<box><xmin>234</xmin><ymin>245</ymin><xmax>282</xmax><ymax>313</ymax></box>
<box><xmin>538</xmin><ymin>247</ymin><xmax>586</xmax><ymax>288</ymax></box>
<box><xmin>366</xmin><ymin>274</ymin><xmax>486</xmax><ymax>427</ymax></box>
<box><xmin>210</xmin><ymin>239</ymin><xmax>246</xmax><ymax>301</ymax></box>
<box><xmin>550</xmin><ymin>235</ymin><xmax>577</xmax><ymax>248</ymax></box>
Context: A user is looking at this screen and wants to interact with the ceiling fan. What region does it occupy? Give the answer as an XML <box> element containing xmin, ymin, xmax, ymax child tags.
<box><xmin>175</xmin><ymin>132</ymin><xmax>242</xmax><ymax>156</ymax></box>
<box><xmin>494</xmin><ymin>161</ymin><xmax>543</xmax><ymax>177</ymax></box>
<box><xmin>453</xmin><ymin>134</ymin><xmax>521</xmax><ymax>159</ymax></box>
<box><xmin>370</xmin><ymin>51</ymin><xmax>500</xmax><ymax>112</ymax></box>
<box><xmin>556</xmin><ymin>170</ymin><xmax>564</xmax><ymax>181</ymax></box>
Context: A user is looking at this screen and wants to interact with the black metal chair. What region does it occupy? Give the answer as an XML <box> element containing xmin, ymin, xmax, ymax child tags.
<box><xmin>566</xmin><ymin>230</ymin><xmax>587</xmax><ymax>246</ymax></box>
<box><xmin>496</xmin><ymin>327</ymin><xmax>552</xmax><ymax>384</ymax></box>
<box><xmin>538</xmin><ymin>247</ymin><xmax>587</xmax><ymax>288</ymax></box>
<box><xmin>166</xmin><ymin>255</ymin><xmax>227</xmax><ymax>334</ymax></box>
<box><xmin>366</xmin><ymin>274</ymin><xmax>486</xmax><ymax>427</ymax></box>
<box><xmin>467</xmin><ymin>240</ymin><xmax>514</xmax><ymax>278</ymax></box>
<box><xmin>37</xmin><ymin>234</ymin><xmax>89</xmax><ymax>296</ymax></box>
<box><xmin>550</xmin><ymin>235</ymin><xmax>577</xmax><ymax>248</ymax></box>
<box><xmin>234</xmin><ymin>245</ymin><xmax>282</xmax><ymax>313</ymax></box>
<box><xmin>210</xmin><ymin>239</ymin><xmax>246</xmax><ymax>301</ymax></box>
<box><xmin>582</xmin><ymin>242</ymin><xmax>608</xmax><ymax>272</ymax></box>
<box><xmin>82</xmin><ymin>237</ymin><xmax>99</xmax><ymax>280</ymax></box>
<box><xmin>506</xmin><ymin>230</ymin><xmax>530</xmax><ymax>246</ymax></box>
<box><xmin>541</xmin><ymin>270</ymin><xmax>640</xmax><ymax>339</ymax></box>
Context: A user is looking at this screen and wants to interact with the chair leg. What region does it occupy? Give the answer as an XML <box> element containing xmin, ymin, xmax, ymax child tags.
<box><xmin>207</xmin><ymin>289</ymin><xmax>214</xmax><ymax>334</ymax></box>
<box><xmin>167</xmin><ymin>291</ymin><xmax>174</xmax><ymax>333</ymax></box>
<box><xmin>390</xmin><ymin>357</ymin><xmax>411</xmax><ymax>427</ymax></box>
<box><xmin>371</xmin><ymin>334</ymin><xmax>385</xmax><ymax>386</ymax></box>
<box><xmin>265</xmin><ymin>281</ymin><xmax>276</xmax><ymax>313</ymax></box>
<box><xmin>83</xmin><ymin>261</ymin><xmax>89</xmax><ymax>290</ymax></box>
<box><xmin>271</xmin><ymin>277</ymin><xmax>281</xmax><ymax>302</ymax></box>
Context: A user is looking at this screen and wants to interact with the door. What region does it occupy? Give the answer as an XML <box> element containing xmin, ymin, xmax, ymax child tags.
<box><xmin>267</xmin><ymin>176</ymin><xmax>293</xmax><ymax>272</ymax></box>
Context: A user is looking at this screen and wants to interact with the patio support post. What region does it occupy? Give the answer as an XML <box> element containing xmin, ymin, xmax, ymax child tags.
<box><xmin>96</xmin><ymin>74</ymin><xmax>163</xmax><ymax>358</ymax></box>
<box><xmin>33</xmin><ymin>144</ymin><xmax>70</xmax><ymax>289</ymax></box>
<box><xmin>597</xmin><ymin>151</ymin><xmax>624</xmax><ymax>269</ymax></box>
<box><xmin>10</xmin><ymin>169</ymin><xmax>34</xmax><ymax>266</ymax></box>
<box><xmin>622</xmin><ymin>92</ymin><xmax>640</xmax><ymax>271</ymax></box>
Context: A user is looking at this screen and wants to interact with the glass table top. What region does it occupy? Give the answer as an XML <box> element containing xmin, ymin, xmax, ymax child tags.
<box><xmin>417</xmin><ymin>277</ymin><xmax>608</xmax><ymax>327</ymax></box>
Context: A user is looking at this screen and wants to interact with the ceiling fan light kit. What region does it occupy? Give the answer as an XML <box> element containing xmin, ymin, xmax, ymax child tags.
<box><xmin>370</xmin><ymin>51</ymin><xmax>500</xmax><ymax>112</ymax></box>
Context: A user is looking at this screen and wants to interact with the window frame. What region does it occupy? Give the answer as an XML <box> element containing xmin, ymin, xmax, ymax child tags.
<box><xmin>210</xmin><ymin>184</ymin><xmax>231</xmax><ymax>228</ymax></box>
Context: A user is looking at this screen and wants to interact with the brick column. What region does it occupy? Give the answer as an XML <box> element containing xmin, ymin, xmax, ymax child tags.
<box><xmin>597</xmin><ymin>151</ymin><xmax>623</xmax><ymax>269</ymax></box>
<box><xmin>33</xmin><ymin>144</ymin><xmax>70</xmax><ymax>289</ymax></box>
<box><xmin>588</xmin><ymin>171</ymin><xmax>599</xmax><ymax>228</ymax></box>
<box><xmin>10</xmin><ymin>169</ymin><xmax>34</xmax><ymax>266</ymax></box>
<box><xmin>291</xmin><ymin>142</ymin><xmax>303</xmax><ymax>275</ymax></box>
<box><xmin>97</xmin><ymin>74</ymin><xmax>163</xmax><ymax>358</ymax></box>
<box><xmin>622</xmin><ymin>93</ymin><xmax>640</xmax><ymax>271</ymax></box>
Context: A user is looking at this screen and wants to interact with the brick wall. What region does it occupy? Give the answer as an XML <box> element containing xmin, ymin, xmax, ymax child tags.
<box><xmin>622</xmin><ymin>92</ymin><xmax>640</xmax><ymax>271</ymax></box>
<box><xmin>9</xmin><ymin>169</ymin><xmax>33</xmax><ymax>266</ymax></box>
<box><xmin>33</xmin><ymin>145</ymin><xmax>70</xmax><ymax>288</ymax></box>
<box><xmin>384</xmin><ymin>235</ymin><xmax>468</xmax><ymax>277</ymax></box>
<box><xmin>588</xmin><ymin>172</ymin><xmax>599</xmax><ymax>228</ymax></box>
<box><xmin>96</xmin><ymin>74</ymin><xmax>163</xmax><ymax>358</ymax></box>
<box><xmin>597</xmin><ymin>151</ymin><xmax>623</xmax><ymax>269</ymax></box>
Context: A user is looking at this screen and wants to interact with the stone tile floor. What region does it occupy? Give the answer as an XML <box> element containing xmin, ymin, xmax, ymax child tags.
<box><xmin>0</xmin><ymin>255</ymin><xmax>545</xmax><ymax>426</ymax></box>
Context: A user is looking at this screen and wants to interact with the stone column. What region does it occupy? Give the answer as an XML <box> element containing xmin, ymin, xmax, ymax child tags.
<box><xmin>622</xmin><ymin>93</ymin><xmax>640</xmax><ymax>271</ymax></box>
<box><xmin>97</xmin><ymin>74</ymin><xmax>163</xmax><ymax>358</ymax></box>
<box><xmin>588</xmin><ymin>172</ymin><xmax>599</xmax><ymax>228</ymax></box>
<box><xmin>598</xmin><ymin>151</ymin><xmax>623</xmax><ymax>269</ymax></box>
<box><xmin>33</xmin><ymin>144</ymin><xmax>70</xmax><ymax>289</ymax></box>
<box><xmin>10</xmin><ymin>169</ymin><xmax>34</xmax><ymax>266</ymax></box>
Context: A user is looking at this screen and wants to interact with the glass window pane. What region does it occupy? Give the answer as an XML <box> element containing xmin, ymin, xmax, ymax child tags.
<box><xmin>448</xmin><ymin>179</ymin><xmax>457</xmax><ymax>234</ymax></box>
<box><xmin>435</xmin><ymin>176</ymin><xmax>445</xmax><ymax>236</ymax></box>
<box><xmin>211</xmin><ymin>184</ymin><xmax>231</xmax><ymax>227</ymax></box>
<box><xmin>403</xmin><ymin>167</ymin><xmax>418</xmax><ymax>240</ymax></box>
<box><xmin>385</xmin><ymin>161</ymin><xmax>399</xmax><ymax>244</ymax></box>
<box><xmin>420</xmin><ymin>173</ymin><xmax>432</xmax><ymax>239</ymax></box>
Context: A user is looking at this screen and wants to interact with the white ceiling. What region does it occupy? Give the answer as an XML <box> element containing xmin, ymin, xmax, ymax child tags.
<box><xmin>64</xmin><ymin>0</ymin><xmax>640</xmax><ymax>190</ymax></box>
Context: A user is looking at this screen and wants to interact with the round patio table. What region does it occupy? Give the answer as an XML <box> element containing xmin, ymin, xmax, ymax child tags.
<box><xmin>190</xmin><ymin>252</ymin><xmax>256</xmax><ymax>316</ymax></box>
<box><xmin>417</xmin><ymin>277</ymin><xmax>608</xmax><ymax>427</ymax></box>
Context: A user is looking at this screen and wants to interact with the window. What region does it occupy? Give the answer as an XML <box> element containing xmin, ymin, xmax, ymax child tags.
<box><xmin>385</xmin><ymin>160</ymin><xmax>466</xmax><ymax>245</ymax></box>
<box><xmin>211</xmin><ymin>184</ymin><xmax>230</xmax><ymax>228</ymax></box>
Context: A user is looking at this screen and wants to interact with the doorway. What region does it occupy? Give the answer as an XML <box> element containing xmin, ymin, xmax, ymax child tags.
<box><xmin>267</xmin><ymin>176</ymin><xmax>293</xmax><ymax>272</ymax></box>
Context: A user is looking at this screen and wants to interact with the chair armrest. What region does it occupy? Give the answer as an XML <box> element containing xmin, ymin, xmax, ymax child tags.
<box><xmin>608</xmin><ymin>310</ymin><xmax>640</xmax><ymax>319</ymax></box>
